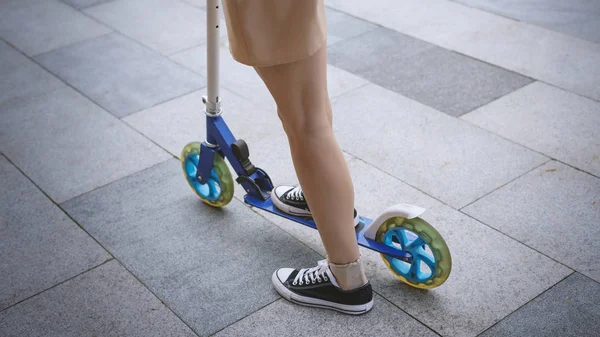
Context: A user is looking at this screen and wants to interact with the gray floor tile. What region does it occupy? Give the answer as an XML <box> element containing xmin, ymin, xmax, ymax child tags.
<box><xmin>62</xmin><ymin>159</ymin><xmax>321</xmax><ymax>336</ymax></box>
<box><xmin>327</xmin><ymin>0</ymin><xmax>600</xmax><ymax>102</ymax></box>
<box><xmin>123</xmin><ymin>89</ymin><xmax>279</xmax><ymax>159</ymax></box>
<box><xmin>329</xmin><ymin>27</ymin><xmax>532</xmax><ymax>116</ymax></box>
<box><xmin>326</xmin><ymin>7</ymin><xmax>379</xmax><ymax>46</ymax></box>
<box><xmin>0</xmin><ymin>87</ymin><xmax>170</xmax><ymax>203</ymax></box>
<box><xmin>329</xmin><ymin>26</ymin><xmax>433</xmax><ymax>74</ymax></box>
<box><xmin>36</xmin><ymin>33</ymin><xmax>204</xmax><ymax>118</ymax></box>
<box><xmin>0</xmin><ymin>40</ymin><xmax>63</xmax><ymax>107</ymax></box>
<box><xmin>0</xmin><ymin>260</ymin><xmax>197</xmax><ymax>337</ymax></box>
<box><xmin>361</xmin><ymin>204</ymin><xmax>571</xmax><ymax>336</ymax></box>
<box><xmin>332</xmin><ymin>84</ymin><xmax>548</xmax><ymax>208</ymax></box>
<box><xmin>463</xmin><ymin>161</ymin><xmax>600</xmax><ymax>282</ymax></box>
<box><xmin>480</xmin><ymin>273</ymin><xmax>600</xmax><ymax>337</ymax></box>
<box><xmin>214</xmin><ymin>296</ymin><xmax>437</xmax><ymax>337</ymax></box>
<box><xmin>85</xmin><ymin>0</ymin><xmax>223</xmax><ymax>56</ymax></box>
<box><xmin>454</xmin><ymin>0</ymin><xmax>600</xmax><ymax>44</ymax></box>
<box><xmin>0</xmin><ymin>0</ymin><xmax>111</xmax><ymax>56</ymax></box>
<box><xmin>171</xmin><ymin>44</ymin><xmax>367</xmax><ymax>106</ymax></box>
<box><xmin>257</xmin><ymin>194</ymin><xmax>571</xmax><ymax>336</ymax></box>
<box><xmin>0</xmin><ymin>155</ymin><xmax>110</xmax><ymax>311</ymax></box>
<box><xmin>463</xmin><ymin>82</ymin><xmax>600</xmax><ymax>177</ymax></box>
<box><xmin>123</xmin><ymin>88</ymin><xmax>290</xmax><ymax>203</ymax></box>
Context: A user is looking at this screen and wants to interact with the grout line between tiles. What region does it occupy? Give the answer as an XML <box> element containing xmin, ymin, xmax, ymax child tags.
<box><xmin>1</xmin><ymin>155</ymin><xmax>118</xmax><ymax>259</ymax></box>
<box><xmin>374</xmin><ymin>295</ymin><xmax>443</xmax><ymax>337</ymax></box>
<box><xmin>448</xmin><ymin>0</ymin><xmax>600</xmax><ymax>50</ymax></box>
<box><xmin>96</xmin><ymin>260</ymin><xmax>203</xmax><ymax>336</ymax></box>
<box><xmin>326</xmin><ymin>5</ymin><xmax>600</xmax><ymax>104</ymax></box>
<box><xmin>475</xmin><ymin>271</ymin><xmax>575</xmax><ymax>336</ymax></box>
<box><xmin>458</xmin><ymin>159</ymin><xmax>551</xmax><ymax>210</ymax></box>
<box><xmin>459</xmin><ymin>111</ymin><xmax>600</xmax><ymax>180</ymax></box>
<box><xmin>332</xmin><ymin>152</ymin><xmax>581</xmax><ymax>272</ymax></box>
<box><xmin>0</xmin><ymin>259</ymin><xmax>114</xmax><ymax>314</ymax></box>
<box><xmin>58</xmin><ymin>157</ymin><xmax>174</xmax><ymax>206</ymax></box>
<box><xmin>459</xmin><ymin>208</ymin><xmax>580</xmax><ymax>273</ymax></box>
<box><xmin>207</xmin><ymin>298</ymin><xmax>282</xmax><ymax>336</ymax></box>
<box><xmin>1</xmin><ymin>157</ymin><xmax>201</xmax><ymax>335</ymax></box>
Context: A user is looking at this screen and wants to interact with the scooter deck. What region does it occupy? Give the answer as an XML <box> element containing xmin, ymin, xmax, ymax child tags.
<box><xmin>244</xmin><ymin>194</ymin><xmax>412</xmax><ymax>262</ymax></box>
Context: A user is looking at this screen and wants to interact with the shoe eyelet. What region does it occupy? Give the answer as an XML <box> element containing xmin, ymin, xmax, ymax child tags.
<box><xmin>292</xmin><ymin>281</ymin><xmax>297</xmax><ymax>286</ymax></box>
<box><xmin>324</xmin><ymin>277</ymin><xmax>328</xmax><ymax>281</ymax></box>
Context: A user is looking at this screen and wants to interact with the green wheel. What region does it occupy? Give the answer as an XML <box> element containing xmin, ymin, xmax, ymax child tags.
<box><xmin>376</xmin><ymin>216</ymin><xmax>451</xmax><ymax>289</ymax></box>
<box><xmin>181</xmin><ymin>142</ymin><xmax>234</xmax><ymax>207</ymax></box>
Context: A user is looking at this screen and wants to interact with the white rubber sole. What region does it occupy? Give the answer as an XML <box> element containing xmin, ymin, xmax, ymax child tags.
<box><xmin>271</xmin><ymin>194</ymin><xmax>361</xmax><ymax>226</ymax></box>
<box><xmin>271</xmin><ymin>272</ymin><xmax>374</xmax><ymax>315</ymax></box>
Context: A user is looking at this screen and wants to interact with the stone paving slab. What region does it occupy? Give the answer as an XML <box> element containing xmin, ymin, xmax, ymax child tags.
<box><xmin>257</xmin><ymin>186</ymin><xmax>572</xmax><ymax>336</ymax></box>
<box><xmin>0</xmin><ymin>0</ymin><xmax>110</xmax><ymax>56</ymax></box>
<box><xmin>329</xmin><ymin>27</ymin><xmax>532</xmax><ymax>116</ymax></box>
<box><xmin>331</xmin><ymin>83</ymin><xmax>548</xmax><ymax>208</ymax></box>
<box><xmin>0</xmin><ymin>260</ymin><xmax>197</xmax><ymax>337</ymax></box>
<box><xmin>363</xmin><ymin>204</ymin><xmax>572</xmax><ymax>336</ymax></box>
<box><xmin>62</xmin><ymin>159</ymin><xmax>321</xmax><ymax>336</ymax></box>
<box><xmin>123</xmin><ymin>89</ymin><xmax>279</xmax><ymax>158</ymax></box>
<box><xmin>454</xmin><ymin>0</ymin><xmax>600</xmax><ymax>44</ymax></box>
<box><xmin>171</xmin><ymin>44</ymin><xmax>368</xmax><ymax>106</ymax></box>
<box><xmin>463</xmin><ymin>161</ymin><xmax>600</xmax><ymax>282</ymax></box>
<box><xmin>480</xmin><ymin>273</ymin><xmax>600</xmax><ymax>337</ymax></box>
<box><xmin>85</xmin><ymin>0</ymin><xmax>225</xmax><ymax>56</ymax></box>
<box><xmin>36</xmin><ymin>33</ymin><xmax>204</xmax><ymax>118</ymax></box>
<box><xmin>214</xmin><ymin>296</ymin><xmax>437</xmax><ymax>337</ymax></box>
<box><xmin>327</xmin><ymin>0</ymin><xmax>600</xmax><ymax>102</ymax></box>
<box><xmin>0</xmin><ymin>155</ymin><xmax>110</xmax><ymax>311</ymax></box>
<box><xmin>326</xmin><ymin>7</ymin><xmax>379</xmax><ymax>46</ymax></box>
<box><xmin>0</xmin><ymin>40</ymin><xmax>63</xmax><ymax>107</ymax></box>
<box><xmin>463</xmin><ymin>82</ymin><xmax>600</xmax><ymax>177</ymax></box>
<box><xmin>252</xmin><ymin>148</ymin><xmax>570</xmax><ymax>336</ymax></box>
<box><xmin>0</xmin><ymin>87</ymin><xmax>170</xmax><ymax>203</ymax></box>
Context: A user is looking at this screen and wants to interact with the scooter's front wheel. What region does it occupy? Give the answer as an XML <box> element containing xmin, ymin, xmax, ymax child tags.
<box><xmin>376</xmin><ymin>216</ymin><xmax>451</xmax><ymax>289</ymax></box>
<box><xmin>181</xmin><ymin>142</ymin><xmax>234</xmax><ymax>207</ymax></box>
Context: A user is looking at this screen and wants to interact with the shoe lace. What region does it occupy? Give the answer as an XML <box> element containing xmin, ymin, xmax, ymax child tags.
<box><xmin>293</xmin><ymin>260</ymin><xmax>330</xmax><ymax>286</ymax></box>
<box><xmin>286</xmin><ymin>186</ymin><xmax>304</xmax><ymax>201</ymax></box>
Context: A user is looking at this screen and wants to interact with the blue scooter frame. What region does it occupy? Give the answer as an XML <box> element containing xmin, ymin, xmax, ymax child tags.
<box><xmin>197</xmin><ymin>112</ymin><xmax>413</xmax><ymax>263</ymax></box>
<box><xmin>182</xmin><ymin>0</ymin><xmax>451</xmax><ymax>290</ymax></box>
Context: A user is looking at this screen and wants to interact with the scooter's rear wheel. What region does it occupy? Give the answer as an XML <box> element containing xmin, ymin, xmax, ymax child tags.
<box><xmin>376</xmin><ymin>216</ymin><xmax>451</xmax><ymax>289</ymax></box>
<box><xmin>181</xmin><ymin>142</ymin><xmax>234</xmax><ymax>207</ymax></box>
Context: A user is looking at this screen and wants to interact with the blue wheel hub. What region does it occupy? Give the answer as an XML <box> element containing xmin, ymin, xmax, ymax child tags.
<box><xmin>184</xmin><ymin>153</ymin><xmax>221</xmax><ymax>201</ymax></box>
<box><xmin>382</xmin><ymin>228</ymin><xmax>436</xmax><ymax>283</ymax></box>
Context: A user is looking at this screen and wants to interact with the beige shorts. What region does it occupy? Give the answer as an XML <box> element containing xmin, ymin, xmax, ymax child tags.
<box><xmin>222</xmin><ymin>0</ymin><xmax>326</xmax><ymax>67</ymax></box>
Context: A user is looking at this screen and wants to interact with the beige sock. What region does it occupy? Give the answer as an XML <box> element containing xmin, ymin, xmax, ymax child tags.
<box><xmin>328</xmin><ymin>256</ymin><xmax>368</xmax><ymax>290</ymax></box>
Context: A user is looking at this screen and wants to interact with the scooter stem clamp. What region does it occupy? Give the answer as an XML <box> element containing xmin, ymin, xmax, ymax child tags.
<box><xmin>203</xmin><ymin>96</ymin><xmax>222</xmax><ymax>117</ymax></box>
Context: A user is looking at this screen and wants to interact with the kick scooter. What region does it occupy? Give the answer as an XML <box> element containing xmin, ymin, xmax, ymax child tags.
<box><xmin>181</xmin><ymin>0</ymin><xmax>451</xmax><ymax>289</ymax></box>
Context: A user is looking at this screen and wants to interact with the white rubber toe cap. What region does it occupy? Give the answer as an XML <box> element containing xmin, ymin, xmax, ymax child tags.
<box><xmin>276</xmin><ymin>268</ymin><xmax>295</xmax><ymax>283</ymax></box>
<box><xmin>273</xmin><ymin>186</ymin><xmax>292</xmax><ymax>198</ymax></box>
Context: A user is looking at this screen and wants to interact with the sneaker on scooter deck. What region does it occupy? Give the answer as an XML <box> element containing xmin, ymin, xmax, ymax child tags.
<box><xmin>272</xmin><ymin>185</ymin><xmax>360</xmax><ymax>226</ymax></box>
<box><xmin>272</xmin><ymin>260</ymin><xmax>374</xmax><ymax>315</ymax></box>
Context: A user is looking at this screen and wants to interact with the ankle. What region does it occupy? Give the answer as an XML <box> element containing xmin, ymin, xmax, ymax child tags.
<box><xmin>328</xmin><ymin>256</ymin><xmax>368</xmax><ymax>291</ymax></box>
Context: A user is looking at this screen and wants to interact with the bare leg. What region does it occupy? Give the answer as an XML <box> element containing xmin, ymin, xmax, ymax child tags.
<box><xmin>255</xmin><ymin>46</ymin><xmax>360</xmax><ymax>269</ymax></box>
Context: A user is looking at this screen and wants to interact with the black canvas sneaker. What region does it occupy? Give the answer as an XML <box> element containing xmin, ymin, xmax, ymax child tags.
<box><xmin>272</xmin><ymin>260</ymin><xmax>374</xmax><ymax>315</ymax></box>
<box><xmin>271</xmin><ymin>185</ymin><xmax>360</xmax><ymax>226</ymax></box>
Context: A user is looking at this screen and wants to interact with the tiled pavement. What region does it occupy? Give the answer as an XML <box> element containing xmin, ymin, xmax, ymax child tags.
<box><xmin>1</xmin><ymin>0</ymin><xmax>599</xmax><ymax>336</ymax></box>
